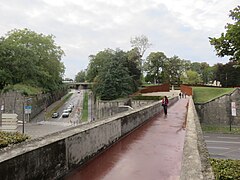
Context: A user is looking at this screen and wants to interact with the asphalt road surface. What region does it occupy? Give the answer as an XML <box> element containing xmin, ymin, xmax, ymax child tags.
<box><xmin>204</xmin><ymin>133</ymin><xmax>240</xmax><ymax>160</ymax></box>
<box><xmin>16</xmin><ymin>89</ymin><xmax>87</xmax><ymax>139</ymax></box>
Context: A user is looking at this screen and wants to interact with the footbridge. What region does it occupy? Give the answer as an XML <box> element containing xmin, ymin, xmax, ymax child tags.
<box><xmin>0</xmin><ymin>97</ymin><xmax>214</xmax><ymax>180</ymax></box>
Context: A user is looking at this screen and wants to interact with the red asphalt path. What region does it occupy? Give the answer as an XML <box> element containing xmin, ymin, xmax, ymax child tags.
<box><xmin>64</xmin><ymin>98</ymin><xmax>189</xmax><ymax>180</ymax></box>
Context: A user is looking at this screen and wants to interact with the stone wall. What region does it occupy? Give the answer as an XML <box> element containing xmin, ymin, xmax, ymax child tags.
<box><xmin>195</xmin><ymin>88</ymin><xmax>240</xmax><ymax>125</ymax></box>
<box><xmin>1</xmin><ymin>89</ymin><xmax>67</xmax><ymax>122</ymax></box>
<box><xmin>0</xmin><ymin>97</ymin><xmax>178</xmax><ymax>180</ymax></box>
<box><xmin>94</xmin><ymin>98</ymin><xmax>156</xmax><ymax>120</ymax></box>
<box><xmin>180</xmin><ymin>97</ymin><xmax>214</xmax><ymax>180</ymax></box>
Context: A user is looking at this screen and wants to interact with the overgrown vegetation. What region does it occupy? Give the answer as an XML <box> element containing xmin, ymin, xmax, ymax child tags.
<box><xmin>3</xmin><ymin>84</ymin><xmax>42</xmax><ymax>96</ymax></box>
<box><xmin>193</xmin><ymin>87</ymin><xmax>235</xmax><ymax>103</ymax></box>
<box><xmin>81</xmin><ymin>92</ymin><xmax>88</xmax><ymax>121</ymax></box>
<box><xmin>201</xmin><ymin>124</ymin><xmax>240</xmax><ymax>134</ymax></box>
<box><xmin>0</xmin><ymin>131</ymin><xmax>29</xmax><ymax>148</ymax></box>
<box><xmin>0</xmin><ymin>28</ymin><xmax>65</xmax><ymax>92</ymax></box>
<box><xmin>211</xmin><ymin>158</ymin><xmax>240</xmax><ymax>179</ymax></box>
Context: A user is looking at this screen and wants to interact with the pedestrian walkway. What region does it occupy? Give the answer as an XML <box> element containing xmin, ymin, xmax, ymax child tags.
<box><xmin>64</xmin><ymin>98</ymin><xmax>189</xmax><ymax>180</ymax></box>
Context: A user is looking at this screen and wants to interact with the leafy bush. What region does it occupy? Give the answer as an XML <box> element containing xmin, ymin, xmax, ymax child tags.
<box><xmin>132</xmin><ymin>95</ymin><xmax>162</xmax><ymax>101</ymax></box>
<box><xmin>0</xmin><ymin>131</ymin><xmax>30</xmax><ymax>148</ymax></box>
<box><xmin>210</xmin><ymin>158</ymin><xmax>240</xmax><ymax>179</ymax></box>
<box><xmin>3</xmin><ymin>84</ymin><xmax>42</xmax><ymax>96</ymax></box>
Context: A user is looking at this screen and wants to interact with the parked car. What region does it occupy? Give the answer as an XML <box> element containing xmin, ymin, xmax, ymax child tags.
<box><xmin>52</xmin><ymin>112</ymin><xmax>59</xmax><ymax>118</ymax></box>
<box><xmin>62</xmin><ymin>110</ymin><xmax>70</xmax><ymax>118</ymax></box>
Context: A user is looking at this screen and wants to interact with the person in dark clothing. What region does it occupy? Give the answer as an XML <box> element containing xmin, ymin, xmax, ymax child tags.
<box><xmin>162</xmin><ymin>96</ymin><xmax>169</xmax><ymax>116</ymax></box>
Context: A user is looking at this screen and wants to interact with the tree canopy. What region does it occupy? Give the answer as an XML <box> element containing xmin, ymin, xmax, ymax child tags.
<box><xmin>0</xmin><ymin>28</ymin><xmax>65</xmax><ymax>92</ymax></box>
<box><xmin>75</xmin><ymin>70</ymin><xmax>86</xmax><ymax>82</ymax></box>
<box><xmin>209</xmin><ymin>6</ymin><xmax>240</xmax><ymax>62</ymax></box>
<box><xmin>87</xmin><ymin>49</ymin><xmax>140</xmax><ymax>100</ymax></box>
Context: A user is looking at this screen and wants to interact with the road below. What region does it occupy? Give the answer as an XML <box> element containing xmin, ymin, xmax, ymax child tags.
<box><xmin>16</xmin><ymin>89</ymin><xmax>86</xmax><ymax>139</ymax></box>
<box><xmin>204</xmin><ymin>133</ymin><xmax>240</xmax><ymax>159</ymax></box>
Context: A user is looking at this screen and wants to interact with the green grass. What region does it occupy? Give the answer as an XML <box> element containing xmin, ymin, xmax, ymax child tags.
<box><xmin>193</xmin><ymin>87</ymin><xmax>235</xmax><ymax>103</ymax></box>
<box><xmin>81</xmin><ymin>92</ymin><xmax>88</xmax><ymax>121</ymax></box>
<box><xmin>201</xmin><ymin>124</ymin><xmax>240</xmax><ymax>134</ymax></box>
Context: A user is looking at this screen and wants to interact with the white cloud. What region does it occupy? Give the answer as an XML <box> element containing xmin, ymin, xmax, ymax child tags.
<box><xmin>0</xmin><ymin>0</ymin><xmax>239</xmax><ymax>78</ymax></box>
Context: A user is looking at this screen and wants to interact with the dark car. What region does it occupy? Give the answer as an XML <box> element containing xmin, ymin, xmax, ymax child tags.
<box><xmin>52</xmin><ymin>112</ymin><xmax>59</xmax><ymax>118</ymax></box>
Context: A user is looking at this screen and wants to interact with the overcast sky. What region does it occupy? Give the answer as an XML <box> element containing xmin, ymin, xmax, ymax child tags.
<box><xmin>0</xmin><ymin>0</ymin><xmax>239</xmax><ymax>79</ymax></box>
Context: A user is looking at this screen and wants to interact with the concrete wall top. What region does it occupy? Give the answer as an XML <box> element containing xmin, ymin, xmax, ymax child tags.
<box><xmin>180</xmin><ymin>97</ymin><xmax>214</xmax><ymax>180</ymax></box>
<box><xmin>0</xmin><ymin>100</ymin><xmax>161</xmax><ymax>163</ymax></box>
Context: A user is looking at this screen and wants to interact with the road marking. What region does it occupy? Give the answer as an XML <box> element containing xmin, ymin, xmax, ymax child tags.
<box><xmin>206</xmin><ymin>140</ymin><xmax>240</xmax><ymax>144</ymax></box>
<box><xmin>217</xmin><ymin>136</ymin><xmax>239</xmax><ymax>140</ymax></box>
<box><xmin>207</xmin><ymin>146</ymin><xmax>229</xmax><ymax>150</ymax></box>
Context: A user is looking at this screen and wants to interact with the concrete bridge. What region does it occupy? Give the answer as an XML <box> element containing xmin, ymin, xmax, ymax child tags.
<box><xmin>0</xmin><ymin>97</ymin><xmax>214</xmax><ymax>180</ymax></box>
<box><xmin>63</xmin><ymin>81</ymin><xmax>93</xmax><ymax>90</ymax></box>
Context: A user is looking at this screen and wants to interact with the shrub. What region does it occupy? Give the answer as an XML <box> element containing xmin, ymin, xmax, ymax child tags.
<box><xmin>210</xmin><ymin>158</ymin><xmax>240</xmax><ymax>179</ymax></box>
<box><xmin>0</xmin><ymin>131</ymin><xmax>30</xmax><ymax>148</ymax></box>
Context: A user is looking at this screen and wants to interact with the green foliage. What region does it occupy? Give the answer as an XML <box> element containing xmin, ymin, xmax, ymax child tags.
<box><xmin>164</xmin><ymin>56</ymin><xmax>190</xmax><ymax>85</ymax></box>
<box><xmin>132</xmin><ymin>95</ymin><xmax>162</xmax><ymax>100</ymax></box>
<box><xmin>209</xmin><ymin>6</ymin><xmax>240</xmax><ymax>62</ymax></box>
<box><xmin>75</xmin><ymin>70</ymin><xmax>86</xmax><ymax>82</ymax></box>
<box><xmin>82</xmin><ymin>92</ymin><xmax>88</xmax><ymax>121</ymax></box>
<box><xmin>181</xmin><ymin>70</ymin><xmax>202</xmax><ymax>84</ymax></box>
<box><xmin>190</xmin><ymin>62</ymin><xmax>215</xmax><ymax>84</ymax></box>
<box><xmin>201</xmin><ymin>124</ymin><xmax>240</xmax><ymax>134</ymax></box>
<box><xmin>3</xmin><ymin>84</ymin><xmax>42</xmax><ymax>96</ymax></box>
<box><xmin>0</xmin><ymin>131</ymin><xmax>29</xmax><ymax>148</ymax></box>
<box><xmin>210</xmin><ymin>158</ymin><xmax>240</xmax><ymax>179</ymax></box>
<box><xmin>0</xmin><ymin>28</ymin><xmax>65</xmax><ymax>91</ymax></box>
<box><xmin>88</xmin><ymin>49</ymin><xmax>139</xmax><ymax>100</ymax></box>
<box><xmin>215</xmin><ymin>62</ymin><xmax>240</xmax><ymax>87</ymax></box>
<box><xmin>144</xmin><ymin>52</ymin><xmax>167</xmax><ymax>84</ymax></box>
<box><xmin>193</xmin><ymin>87</ymin><xmax>235</xmax><ymax>103</ymax></box>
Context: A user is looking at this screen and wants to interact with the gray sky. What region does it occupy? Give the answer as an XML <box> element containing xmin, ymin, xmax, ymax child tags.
<box><xmin>0</xmin><ymin>0</ymin><xmax>239</xmax><ymax>79</ymax></box>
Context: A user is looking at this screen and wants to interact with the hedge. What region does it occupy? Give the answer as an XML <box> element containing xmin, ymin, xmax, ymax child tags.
<box><xmin>0</xmin><ymin>131</ymin><xmax>29</xmax><ymax>148</ymax></box>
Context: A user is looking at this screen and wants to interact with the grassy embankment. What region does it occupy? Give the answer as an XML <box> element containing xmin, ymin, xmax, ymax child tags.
<box><xmin>193</xmin><ymin>87</ymin><xmax>239</xmax><ymax>134</ymax></box>
<box><xmin>81</xmin><ymin>92</ymin><xmax>88</xmax><ymax>121</ymax></box>
<box><xmin>193</xmin><ymin>87</ymin><xmax>235</xmax><ymax>103</ymax></box>
<box><xmin>193</xmin><ymin>87</ymin><xmax>240</xmax><ymax>179</ymax></box>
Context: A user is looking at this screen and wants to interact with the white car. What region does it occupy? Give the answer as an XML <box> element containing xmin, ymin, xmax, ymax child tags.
<box><xmin>62</xmin><ymin>110</ymin><xmax>70</xmax><ymax>118</ymax></box>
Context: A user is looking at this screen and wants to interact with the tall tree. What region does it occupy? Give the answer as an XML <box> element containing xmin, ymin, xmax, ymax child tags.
<box><xmin>164</xmin><ymin>56</ymin><xmax>189</xmax><ymax>85</ymax></box>
<box><xmin>190</xmin><ymin>62</ymin><xmax>213</xmax><ymax>84</ymax></box>
<box><xmin>86</xmin><ymin>49</ymin><xmax>114</xmax><ymax>82</ymax></box>
<box><xmin>0</xmin><ymin>28</ymin><xmax>65</xmax><ymax>91</ymax></box>
<box><xmin>209</xmin><ymin>6</ymin><xmax>240</xmax><ymax>62</ymax></box>
<box><xmin>181</xmin><ymin>70</ymin><xmax>202</xmax><ymax>84</ymax></box>
<box><xmin>75</xmin><ymin>70</ymin><xmax>86</xmax><ymax>82</ymax></box>
<box><xmin>93</xmin><ymin>49</ymin><xmax>133</xmax><ymax>100</ymax></box>
<box><xmin>215</xmin><ymin>62</ymin><xmax>240</xmax><ymax>87</ymax></box>
<box><xmin>130</xmin><ymin>35</ymin><xmax>151</xmax><ymax>73</ymax></box>
<box><xmin>144</xmin><ymin>52</ymin><xmax>167</xmax><ymax>84</ymax></box>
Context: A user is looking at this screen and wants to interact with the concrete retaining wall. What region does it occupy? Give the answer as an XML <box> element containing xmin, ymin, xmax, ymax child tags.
<box><xmin>1</xmin><ymin>89</ymin><xmax>67</xmax><ymax>122</ymax></box>
<box><xmin>195</xmin><ymin>88</ymin><xmax>240</xmax><ymax>125</ymax></box>
<box><xmin>0</xmin><ymin>97</ymin><xmax>178</xmax><ymax>180</ymax></box>
<box><xmin>180</xmin><ymin>97</ymin><xmax>215</xmax><ymax>180</ymax></box>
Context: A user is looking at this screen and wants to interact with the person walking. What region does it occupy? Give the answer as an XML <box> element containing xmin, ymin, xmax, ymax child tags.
<box><xmin>179</xmin><ymin>92</ymin><xmax>182</xmax><ymax>99</ymax></box>
<box><xmin>162</xmin><ymin>96</ymin><xmax>169</xmax><ymax>116</ymax></box>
